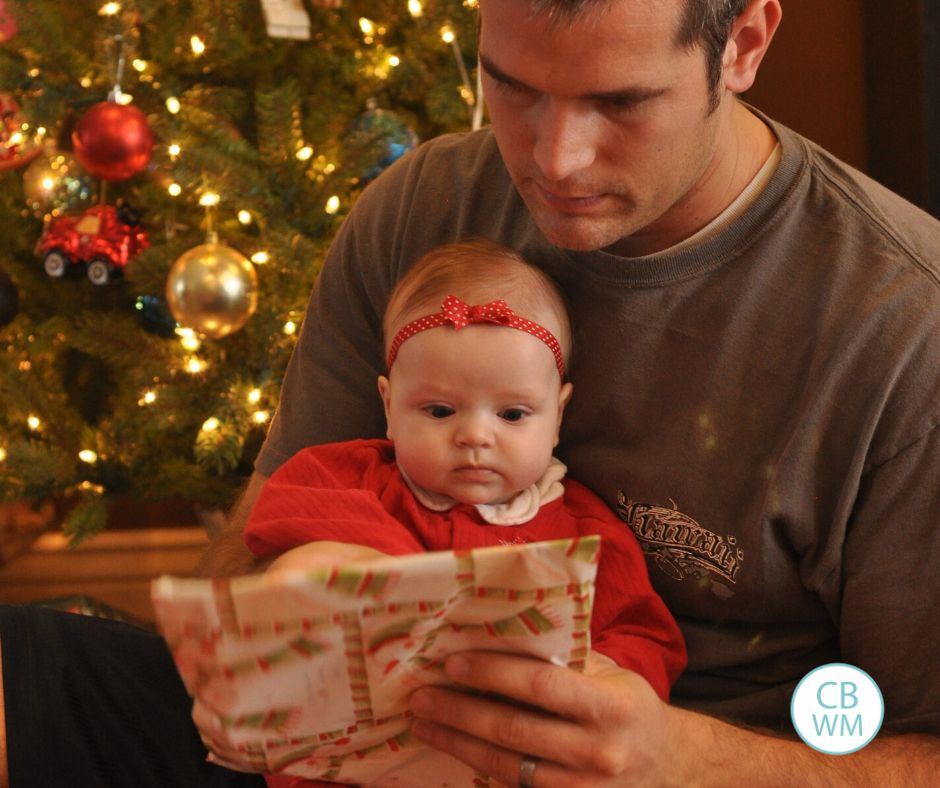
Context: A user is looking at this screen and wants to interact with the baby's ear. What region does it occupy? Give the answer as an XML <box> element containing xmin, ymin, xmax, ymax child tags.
<box><xmin>377</xmin><ymin>376</ymin><xmax>393</xmax><ymax>439</ymax></box>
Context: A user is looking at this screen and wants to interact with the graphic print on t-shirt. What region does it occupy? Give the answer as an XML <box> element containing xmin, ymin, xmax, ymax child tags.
<box><xmin>616</xmin><ymin>493</ymin><xmax>743</xmax><ymax>598</ymax></box>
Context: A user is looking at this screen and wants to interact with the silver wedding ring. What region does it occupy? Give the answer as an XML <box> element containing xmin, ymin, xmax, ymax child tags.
<box><xmin>518</xmin><ymin>754</ymin><xmax>539</xmax><ymax>788</ymax></box>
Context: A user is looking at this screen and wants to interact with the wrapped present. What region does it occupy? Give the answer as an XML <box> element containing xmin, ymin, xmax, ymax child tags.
<box><xmin>152</xmin><ymin>536</ymin><xmax>599</xmax><ymax>786</ymax></box>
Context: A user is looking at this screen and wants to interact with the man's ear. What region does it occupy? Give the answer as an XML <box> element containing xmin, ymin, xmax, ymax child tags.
<box><xmin>721</xmin><ymin>0</ymin><xmax>782</xmax><ymax>94</ymax></box>
<box><xmin>377</xmin><ymin>376</ymin><xmax>393</xmax><ymax>440</ymax></box>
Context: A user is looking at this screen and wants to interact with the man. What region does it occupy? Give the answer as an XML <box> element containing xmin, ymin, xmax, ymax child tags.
<box><xmin>3</xmin><ymin>0</ymin><xmax>939</xmax><ymax>785</ymax></box>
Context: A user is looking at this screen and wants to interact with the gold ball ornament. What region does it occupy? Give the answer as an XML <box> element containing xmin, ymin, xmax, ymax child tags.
<box><xmin>165</xmin><ymin>241</ymin><xmax>258</xmax><ymax>339</ymax></box>
<box><xmin>22</xmin><ymin>145</ymin><xmax>94</xmax><ymax>216</ymax></box>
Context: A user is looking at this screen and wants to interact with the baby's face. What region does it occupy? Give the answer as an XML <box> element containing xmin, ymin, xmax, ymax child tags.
<box><xmin>378</xmin><ymin>323</ymin><xmax>572</xmax><ymax>506</ymax></box>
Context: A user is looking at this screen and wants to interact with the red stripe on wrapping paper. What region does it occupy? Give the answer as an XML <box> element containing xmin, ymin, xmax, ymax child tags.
<box><xmin>357</xmin><ymin>571</ymin><xmax>374</xmax><ymax>596</ymax></box>
<box><xmin>565</xmin><ymin>538</ymin><xmax>580</xmax><ymax>557</ymax></box>
<box><xmin>384</xmin><ymin>659</ymin><xmax>400</xmax><ymax>675</ymax></box>
<box><xmin>326</xmin><ymin>567</ymin><xmax>339</xmax><ymax>589</ymax></box>
<box><xmin>484</xmin><ymin>622</ymin><xmax>497</xmax><ymax>637</ymax></box>
<box><xmin>519</xmin><ymin>612</ymin><xmax>542</xmax><ymax>635</ymax></box>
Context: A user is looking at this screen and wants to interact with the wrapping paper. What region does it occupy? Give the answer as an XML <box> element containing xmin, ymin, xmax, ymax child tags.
<box><xmin>152</xmin><ymin>536</ymin><xmax>600</xmax><ymax>786</ymax></box>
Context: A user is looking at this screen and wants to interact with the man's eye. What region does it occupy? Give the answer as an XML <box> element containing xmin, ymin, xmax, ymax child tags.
<box><xmin>499</xmin><ymin>409</ymin><xmax>527</xmax><ymax>423</ymax></box>
<box><xmin>425</xmin><ymin>405</ymin><xmax>454</xmax><ymax>419</ymax></box>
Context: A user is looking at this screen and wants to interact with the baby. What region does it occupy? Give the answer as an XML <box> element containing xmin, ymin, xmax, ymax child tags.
<box><xmin>246</xmin><ymin>239</ymin><xmax>686</xmax><ymax>785</ymax></box>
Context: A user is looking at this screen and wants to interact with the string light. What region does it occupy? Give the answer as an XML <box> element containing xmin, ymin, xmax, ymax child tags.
<box><xmin>27</xmin><ymin>415</ymin><xmax>41</xmax><ymax>431</ymax></box>
<box><xmin>238</xmin><ymin>210</ymin><xmax>252</xmax><ymax>225</ymax></box>
<box><xmin>0</xmin><ymin>448</ymin><xmax>7</xmax><ymax>463</ymax></box>
<box><xmin>248</xmin><ymin>388</ymin><xmax>262</xmax><ymax>404</ymax></box>
<box><xmin>325</xmin><ymin>195</ymin><xmax>340</xmax><ymax>214</ymax></box>
<box><xmin>359</xmin><ymin>18</ymin><xmax>375</xmax><ymax>36</ymax></box>
<box><xmin>202</xmin><ymin>417</ymin><xmax>220</xmax><ymax>431</ymax></box>
<box><xmin>168</xmin><ymin>143</ymin><xmax>181</xmax><ymax>158</ymax></box>
<box><xmin>80</xmin><ymin>76</ymin><xmax>93</xmax><ymax>88</ymax></box>
<box><xmin>252</xmin><ymin>410</ymin><xmax>270</xmax><ymax>424</ymax></box>
<box><xmin>166</xmin><ymin>96</ymin><xmax>181</xmax><ymax>114</ymax></box>
<box><xmin>199</xmin><ymin>191</ymin><xmax>220</xmax><ymax>207</ymax></box>
<box><xmin>99</xmin><ymin>2</ymin><xmax>121</xmax><ymax>16</ymax></box>
<box><xmin>138</xmin><ymin>390</ymin><xmax>157</xmax><ymax>406</ymax></box>
<box><xmin>190</xmin><ymin>35</ymin><xmax>206</xmax><ymax>56</ymax></box>
<box><xmin>78</xmin><ymin>481</ymin><xmax>105</xmax><ymax>494</ymax></box>
<box><xmin>296</xmin><ymin>145</ymin><xmax>313</xmax><ymax>161</ymax></box>
<box><xmin>185</xmin><ymin>357</ymin><xmax>206</xmax><ymax>374</ymax></box>
<box><xmin>132</xmin><ymin>59</ymin><xmax>148</xmax><ymax>72</ymax></box>
<box><xmin>167</xmin><ymin>182</ymin><xmax>182</xmax><ymax>197</ymax></box>
<box><xmin>408</xmin><ymin>0</ymin><xmax>424</xmax><ymax>17</ymax></box>
<box><xmin>116</xmin><ymin>92</ymin><xmax>134</xmax><ymax>105</ymax></box>
<box><xmin>440</xmin><ymin>26</ymin><xmax>455</xmax><ymax>44</ymax></box>
<box><xmin>250</xmin><ymin>251</ymin><xmax>269</xmax><ymax>264</ymax></box>
<box><xmin>78</xmin><ymin>450</ymin><xmax>98</xmax><ymax>463</ymax></box>
<box><xmin>283</xmin><ymin>320</ymin><xmax>297</xmax><ymax>335</ymax></box>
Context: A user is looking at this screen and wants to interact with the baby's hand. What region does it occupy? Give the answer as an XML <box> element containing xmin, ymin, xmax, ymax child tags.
<box><xmin>265</xmin><ymin>540</ymin><xmax>387</xmax><ymax>574</ymax></box>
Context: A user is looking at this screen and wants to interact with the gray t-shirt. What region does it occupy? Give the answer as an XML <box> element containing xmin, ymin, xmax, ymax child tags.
<box><xmin>257</xmin><ymin>110</ymin><xmax>940</xmax><ymax>734</ymax></box>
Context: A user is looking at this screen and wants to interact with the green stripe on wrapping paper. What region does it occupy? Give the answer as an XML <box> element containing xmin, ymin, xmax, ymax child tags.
<box><xmin>327</xmin><ymin>566</ymin><xmax>395</xmax><ymax>597</ymax></box>
<box><xmin>225</xmin><ymin>708</ymin><xmax>293</xmax><ymax>732</ymax></box>
<box><xmin>221</xmin><ymin>635</ymin><xmax>326</xmax><ymax>679</ymax></box>
<box><xmin>563</xmin><ymin>534</ymin><xmax>601</xmax><ymax>563</ymax></box>
<box><xmin>489</xmin><ymin>605</ymin><xmax>561</xmax><ymax>637</ymax></box>
<box><xmin>366</xmin><ymin>617</ymin><xmax>418</xmax><ymax>653</ymax></box>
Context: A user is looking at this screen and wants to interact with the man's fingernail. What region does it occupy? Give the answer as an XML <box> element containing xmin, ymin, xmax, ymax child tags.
<box><xmin>445</xmin><ymin>653</ymin><xmax>469</xmax><ymax>679</ymax></box>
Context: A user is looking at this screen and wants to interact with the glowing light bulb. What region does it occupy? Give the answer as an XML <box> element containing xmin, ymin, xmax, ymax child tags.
<box><xmin>168</xmin><ymin>143</ymin><xmax>181</xmax><ymax>158</ymax></box>
<box><xmin>238</xmin><ymin>210</ymin><xmax>252</xmax><ymax>225</ymax></box>
<box><xmin>27</xmin><ymin>415</ymin><xmax>41</xmax><ymax>430</ymax></box>
<box><xmin>139</xmin><ymin>390</ymin><xmax>157</xmax><ymax>406</ymax></box>
<box><xmin>252</xmin><ymin>410</ymin><xmax>270</xmax><ymax>424</ymax></box>
<box><xmin>325</xmin><ymin>195</ymin><xmax>340</xmax><ymax>214</ymax></box>
<box><xmin>283</xmin><ymin>320</ymin><xmax>297</xmax><ymax>335</ymax></box>
<box><xmin>296</xmin><ymin>145</ymin><xmax>313</xmax><ymax>161</ymax></box>
<box><xmin>79</xmin><ymin>450</ymin><xmax>98</xmax><ymax>463</ymax></box>
<box><xmin>185</xmin><ymin>357</ymin><xmax>205</xmax><ymax>374</ymax></box>
<box><xmin>166</xmin><ymin>96</ymin><xmax>181</xmax><ymax>114</ymax></box>
<box><xmin>132</xmin><ymin>59</ymin><xmax>148</xmax><ymax>72</ymax></box>
<box><xmin>0</xmin><ymin>448</ymin><xmax>7</xmax><ymax>462</ymax></box>
<box><xmin>250</xmin><ymin>251</ymin><xmax>269</xmax><ymax>264</ymax></box>
<box><xmin>99</xmin><ymin>2</ymin><xmax>121</xmax><ymax>16</ymax></box>
<box><xmin>191</xmin><ymin>35</ymin><xmax>206</xmax><ymax>56</ymax></box>
<box><xmin>248</xmin><ymin>388</ymin><xmax>262</xmax><ymax>404</ymax></box>
<box><xmin>441</xmin><ymin>26</ymin><xmax>455</xmax><ymax>44</ymax></box>
<box><xmin>199</xmin><ymin>192</ymin><xmax>220</xmax><ymax>207</ymax></box>
<box><xmin>202</xmin><ymin>417</ymin><xmax>220</xmax><ymax>431</ymax></box>
<box><xmin>359</xmin><ymin>18</ymin><xmax>375</xmax><ymax>35</ymax></box>
<box><xmin>168</xmin><ymin>183</ymin><xmax>182</xmax><ymax>197</ymax></box>
<box><xmin>180</xmin><ymin>335</ymin><xmax>201</xmax><ymax>352</ymax></box>
<box><xmin>408</xmin><ymin>0</ymin><xmax>423</xmax><ymax>17</ymax></box>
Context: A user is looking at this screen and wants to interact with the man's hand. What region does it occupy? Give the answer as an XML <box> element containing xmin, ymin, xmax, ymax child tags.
<box><xmin>408</xmin><ymin>650</ymin><xmax>677</xmax><ymax>787</ymax></box>
<box><xmin>407</xmin><ymin>651</ymin><xmax>940</xmax><ymax>787</ymax></box>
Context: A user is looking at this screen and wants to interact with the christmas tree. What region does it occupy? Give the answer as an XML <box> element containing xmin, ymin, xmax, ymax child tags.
<box><xmin>0</xmin><ymin>0</ymin><xmax>480</xmax><ymax>541</ymax></box>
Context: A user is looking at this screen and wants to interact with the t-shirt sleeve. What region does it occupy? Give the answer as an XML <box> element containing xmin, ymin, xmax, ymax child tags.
<box><xmin>565</xmin><ymin>482</ymin><xmax>687</xmax><ymax>701</ymax></box>
<box><xmin>244</xmin><ymin>441</ymin><xmax>424</xmax><ymax>558</ymax></box>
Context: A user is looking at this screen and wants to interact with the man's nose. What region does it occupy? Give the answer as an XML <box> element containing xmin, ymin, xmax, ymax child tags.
<box><xmin>531</xmin><ymin>99</ymin><xmax>597</xmax><ymax>182</ymax></box>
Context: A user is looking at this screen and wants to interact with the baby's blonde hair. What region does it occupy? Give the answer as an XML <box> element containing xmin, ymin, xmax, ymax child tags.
<box><xmin>383</xmin><ymin>239</ymin><xmax>572</xmax><ymax>366</ymax></box>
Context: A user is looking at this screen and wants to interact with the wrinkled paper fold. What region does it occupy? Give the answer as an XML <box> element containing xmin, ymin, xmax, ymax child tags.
<box><xmin>152</xmin><ymin>536</ymin><xmax>599</xmax><ymax>786</ymax></box>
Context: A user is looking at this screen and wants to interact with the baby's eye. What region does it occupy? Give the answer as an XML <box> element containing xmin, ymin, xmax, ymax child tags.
<box><xmin>499</xmin><ymin>408</ymin><xmax>528</xmax><ymax>423</ymax></box>
<box><xmin>424</xmin><ymin>405</ymin><xmax>455</xmax><ymax>419</ymax></box>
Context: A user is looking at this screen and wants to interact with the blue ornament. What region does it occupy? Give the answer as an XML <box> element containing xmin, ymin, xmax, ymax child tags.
<box><xmin>135</xmin><ymin>294</ymin><xmax>177</xmax><ymax>337</ymax></box>
<box><xmin>348</xmin><ymin>102</ymin><xmax>418</xmax><ymax>182</ymax></box>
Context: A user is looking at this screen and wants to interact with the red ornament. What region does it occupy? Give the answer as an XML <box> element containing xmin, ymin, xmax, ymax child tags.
<box><xmin>0</xmin><ymin>0</ymin><xmax>17</xmax><ymax>44</ymax></box>
<box><xmin>72</xmin><ymin>101</ymin><xmax>154</xmax><ymax>181</ymax></box>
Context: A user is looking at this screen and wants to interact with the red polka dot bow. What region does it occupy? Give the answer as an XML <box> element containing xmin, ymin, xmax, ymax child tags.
<box><xmin>386</xmin><ymin>294</ymin><xmax>566</xmax><ymax>378</ymax></box>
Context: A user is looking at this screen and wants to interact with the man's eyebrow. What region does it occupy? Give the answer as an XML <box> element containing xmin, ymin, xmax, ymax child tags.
<box><xmin>479</xmin><ymin>53</ymin><xmax>666</xmax><ymax>104</ymax></box>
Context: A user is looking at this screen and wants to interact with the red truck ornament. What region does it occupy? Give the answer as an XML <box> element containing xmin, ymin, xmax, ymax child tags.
<box><xmin>37</xmin><ymin>203</ymin><xmax>149</xmax><ymax>285</ymax></box>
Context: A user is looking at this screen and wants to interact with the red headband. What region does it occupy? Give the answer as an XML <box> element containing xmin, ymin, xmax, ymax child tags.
<box><xmin>386</xmin><ymin>294</ymin><xmax>566</xmax><ymax>378</ymax></box>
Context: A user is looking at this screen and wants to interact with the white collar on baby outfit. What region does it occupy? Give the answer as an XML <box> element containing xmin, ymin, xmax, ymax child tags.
<box><xmin>398</xmin><ymin>457</ymin><xmax>567</xmax><ymax>526</ymax></box>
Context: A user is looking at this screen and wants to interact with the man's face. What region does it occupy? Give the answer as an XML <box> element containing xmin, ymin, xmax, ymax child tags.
<box><xmin>379</xmin><ymin>320</ymin><xmax>572</xmax><ymax>506</ymax></box>
<box><xmin>479</xmin><ymin>0</ymin><xmax>733</xmax><ymax>256</ymax></box>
